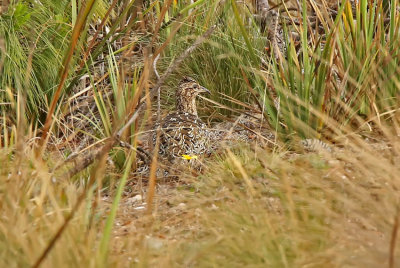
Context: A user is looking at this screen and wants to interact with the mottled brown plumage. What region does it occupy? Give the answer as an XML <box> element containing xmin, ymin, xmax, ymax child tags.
<box><xmin>157</xmin><ymin>77</ymin><xmax>212</xmax><ymax>162</ymax></box>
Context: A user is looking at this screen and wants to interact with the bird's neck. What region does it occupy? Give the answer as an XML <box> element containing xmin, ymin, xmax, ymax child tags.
<box><xmin>176</xmin><ymin>97</ymin><xmax>198</xmax><ymax>116</ymax></box>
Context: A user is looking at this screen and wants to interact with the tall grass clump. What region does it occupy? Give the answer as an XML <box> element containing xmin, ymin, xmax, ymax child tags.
<box><xmin>0</xmin><ymin>1</ymin><xmax>69</xmax><ymax>119</ymax></box>
<box><xmin>0</xmin><ymin>0</ymin><xmax>110</xmax><ymax>122</ymax></box>
<box><xmin>269</xmin><ymin>0</ymin><xmax>400</xmax><ymax>139</ymax></box>
<box><xmin>161</xmin><ymin>0</ymin><xmax>400</xmax><ymax>140</ymax></box>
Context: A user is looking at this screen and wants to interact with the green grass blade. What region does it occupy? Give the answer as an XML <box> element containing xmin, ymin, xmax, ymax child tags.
<box><xmin>97</xmin><ymin>151</ymin><xmax>134</xmax><ymax>266</ymax></box>
<box><xmin>230</xmin><ymin>0</ymin><xmax>257</xmax><ymax>64</ymax></box>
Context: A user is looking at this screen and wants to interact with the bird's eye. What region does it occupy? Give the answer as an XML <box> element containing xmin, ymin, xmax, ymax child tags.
<box><xmin>193</xmin><ymin>84</ymin><xmax>199</xmax><ymax>89</ymax></box>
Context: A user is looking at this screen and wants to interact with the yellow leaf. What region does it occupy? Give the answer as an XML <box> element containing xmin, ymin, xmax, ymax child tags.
<box><xmin>182</xmin><ymin>154</ymin><xmax>198</xmax><ymax>160</ymax></box>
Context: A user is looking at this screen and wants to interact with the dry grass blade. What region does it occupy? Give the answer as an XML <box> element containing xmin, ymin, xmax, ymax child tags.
<box><xmin>227</xmin><ymin>149</ymin><xmax>256</xmax><ymax>196</ymax></box>
<box><xmin>0</xmin><ymin>38</ymin><xmax>5</xmax><ymax>75</ymax></box>
<box><xmin>32</xmin><ymin>138</ymin><xmax>113</xmax><ymax>268</ymax></box>
<box><xmin>78</xmin><ymin>0</ymin><xmax>119</xmax><ymax>70</ymax></box>
<box><xmin>146</xmin><ymin>133</ymin><xmax>160</xmax><ymax>216</ymax></box>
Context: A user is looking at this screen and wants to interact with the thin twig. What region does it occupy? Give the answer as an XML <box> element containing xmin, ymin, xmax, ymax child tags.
<box><xmin>153</xmin><ymin>53</ymin><xmax>161</xmax><ymax>124</ymax></box>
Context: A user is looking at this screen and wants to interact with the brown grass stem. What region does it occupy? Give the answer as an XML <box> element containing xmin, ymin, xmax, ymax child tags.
<box><xmin>37</xmin><ymin>0</ymin><xmax>97</xmax><ymax>157</ymax></box>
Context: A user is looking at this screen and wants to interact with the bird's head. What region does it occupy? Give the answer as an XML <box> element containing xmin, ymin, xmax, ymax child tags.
<box><xmin>176</xmin><ymin>76</ymin><xmax>210</xmax><ymax>116</ymax></box>
<box><xmin>178</xmin><ymin>76</ymin><xmax>210</xmax><ymax>95</ymax></box>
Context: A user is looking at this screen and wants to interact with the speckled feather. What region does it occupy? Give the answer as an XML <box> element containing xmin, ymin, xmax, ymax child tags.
<box><xmin>154</xmin><ymin>77</ymin><xmax>213</xmax><ymax>162</ymax></box>
<box><xmin>159</xmin><ymin>112</ymin><xmax>211</xmax><ymax>160</ymax></box>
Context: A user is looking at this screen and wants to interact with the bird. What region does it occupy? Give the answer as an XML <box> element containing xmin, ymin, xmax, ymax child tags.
<box><xmin>131</xmin><ymin>76</ymin><xmax>213</xmax><ymax>178</ymax></box>
<box><xmin>155</xmin><ymin>76</ymin><xmax>212</xmax><ymax>164</ymax></box>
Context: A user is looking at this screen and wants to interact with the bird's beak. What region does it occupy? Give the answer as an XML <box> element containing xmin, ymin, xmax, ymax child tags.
<box><xmin>199</xmin><ymin>86</ymin><xmax>211</xmax><ymax>94</ymax></box>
